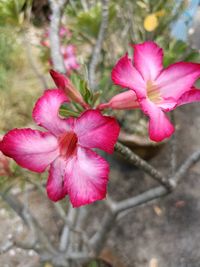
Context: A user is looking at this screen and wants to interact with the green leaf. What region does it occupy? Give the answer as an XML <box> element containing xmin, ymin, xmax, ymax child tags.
<box><xmin>0</xmin><ymin>0</ymin><xmax>26</xmax><ymax>26</ymax></box>
<box><xmin>69</xmin><ymin>3</ymin><xmax>116</xmax><ymax>39</ymax></box>
<box><xmin>184</xmin><ymin>51</ymin><xmax>200</xmax><ymax>63</ymax></box>
<box><xmin>69</xmin><ymin>73</ymin><xmax>93</xmax><ymax>105</ymax></box>
<box><xmin>59</xmin><ymin>104</ymin><xmax>79</xmax><ymax>118</ymax></box>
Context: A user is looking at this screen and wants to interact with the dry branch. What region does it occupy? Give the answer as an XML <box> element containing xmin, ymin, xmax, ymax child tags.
<box><xmin>88</xmin><ymin>0</ymin><xmax>110</xmax><ymax>90</ymax></box>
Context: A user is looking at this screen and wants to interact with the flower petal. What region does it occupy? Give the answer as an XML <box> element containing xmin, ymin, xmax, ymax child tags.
<box><xmin>140</xmin><ymin>99</ymin><xmax>174</xmax><ymax>142</ymax></box>
<box><xmin>133</xmin><ymin>41</ymin><xmax>163</xmax><ymax>81</ymax></box>
<box><xmin>33</xmin><ymin>89</ymin><xmax>72</xmax><ymax>136</ymax></box>
<box><xmin>64</xmin><ymin>147</ymin><xmax>109</xmax><ymax>208</ymax></box>
<box><xmin>0</xmin><ymin>129</ymin><xmax>59</xmax><ymax>172</ymax></box>
<box><xmin>177</xmin><ymin>87</ymin><xmax>200</xmax><ymax>107</ymax></box>
<box><xmin>156</xmin><ymin>62</ymin><xmax>200</xmax><ymax>100</ymax></box>
<box><xmin>111</xmin><ymin>53</ymin><xmax>146</xmax><ymax>98</ymax></box>
<box><xmin>74</xmin><ymin>110</ymin><xmax>120</xmax><ymax>153</ymax></box>
<box><xmin>98</xmin><ymin>90</ymin><xmax>139</xmax><ymax>110</ymax></box>
<box><xmin>157</xmin><ymin>97</ymin><xmax>177</xmax><ymax>112</ymax></box>
<box><xmin>46</xmin><ymin>157</ymin><xmax>68</xmax><ymax>202</ymax></box>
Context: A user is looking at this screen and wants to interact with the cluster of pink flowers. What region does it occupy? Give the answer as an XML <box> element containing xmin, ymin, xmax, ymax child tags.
<box><xmin>41</xmin><ymin>26</ymin><xmax>79</xmax><ymax>74</ymax></box>
<box><xmin>1</xmin><ymin>41</ymin><xmax>200</xmax><ymax>207</ymax></box>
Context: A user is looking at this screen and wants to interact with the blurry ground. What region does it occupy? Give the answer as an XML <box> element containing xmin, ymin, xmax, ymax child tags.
<box><xmin>106</xmin><ymin>103</ymin><xmax>200</xmax><ymax>267</ymax></box>
<box><xmin>1</xmin><ymin>25</ymin><xmax>200</xmax><ymax>267</ymax></box>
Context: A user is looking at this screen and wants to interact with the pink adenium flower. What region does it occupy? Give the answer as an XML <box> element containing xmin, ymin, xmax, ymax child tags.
<box><xmin>0</xmin><ymin>90</ymin><xmax>120</xmax><ymax>207</ymax></box>
<box><xmin>62</xmin><ymin>45</ymin><xmax>80</xmax><ymax>74</ymax></box>
<box><xmin>40</xmin><ymin>27</ymin><xmax>79</xmax><ymax>74</ymax></box>
<box><xmin>59</xmin><ymin>26</ymin><xmax>72</xmax><ymax>38</ymax></box>
<box><xmin>107</xmin><ymin>41</ymin><xmax>200</xmax><ymax>142</ymax></box>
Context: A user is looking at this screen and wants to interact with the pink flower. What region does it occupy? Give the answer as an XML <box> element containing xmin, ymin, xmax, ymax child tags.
<box><xmin>40</xmin><ymin>28</ymin><xmax>79</xmax><ymax>74</ymax></box>
<box><xmin>62</xmin><ymin>45</ymin><xmax>80</xmax><ymax>74</ymax></box>
<box><xmin>110</xmin><ymin>41</ymin><xmax>200</xmax><ymax>142</ymax></box>
<box><xmin>0</xmin><ymin>90</ymin><xmax>120</xmax><ymax>207</ymax></box>
<box><xmin>59</xmin><ymin>26</ymin><xmax>72</xmax><ymax>38</ymax></box>
<box><xmin>0</xmin><ymin>136</ymin><xmax>11</xmax><ymax>177</ymax></box>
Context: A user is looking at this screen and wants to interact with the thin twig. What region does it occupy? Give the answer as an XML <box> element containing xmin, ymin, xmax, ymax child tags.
<box><xmin>112</xmin><ymin>186</ymin><xmax>167</xmax><ymax>214</ymax></box>
<box><xmin>115</xmin><ymin>142</ymin><xmax>172</xmax><ymax>189</ymax></box>
<box><xmin>48</xmin><ymin>0</ymin><xmax>68</xmax><ymax>73</ymax></box>
<box><xmin>88</xmin><ymin>0</ymin><xmax>110</xmax><ymax>90</ymax></box>
<box><xmin>59</xmin><ymin>204</ymin><xmax>77</xmax><ymax>252</ymax></box>
<box><xmin>169</xmin><ymin>150</ymin><xmax>200</xmax><ymax>187</ymax></box>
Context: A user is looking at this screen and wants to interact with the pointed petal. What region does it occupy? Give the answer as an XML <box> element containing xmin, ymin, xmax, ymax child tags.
<box><xmin>64</xmin><ymin>147</ymin><xmax>109</xmax><ymax>208</ymax></box>
<box><xmin>33</xmin><ymin>89</ymin><xmax>73</xmax><ymax>136</ymax></box>
<box><xmin>133</xmin><ymin>41</ymin><xmax>163</xmax><ymax>81</ymax></box>
<box><xmin>140</xmin><ymin>99</ymin><xmax>174</xmax><ymax>142</ymax></box>
<box><xmin>156</xmin><ymin>62</ymin><xmax>200</xmax><ymax>100</ymax></box>
<box><xmin>111</xmin><ymin>53</ymin><xmax>146</xmax><ymax>98</ymax></box>
<box><xmin>177</xmin><ymin>87</ymin><xmax>200</xmax><ymax>107</ymax></box>
<box><xmin>74</xmin><ymin>110</ymin><xmax>120</xmax><ymax>153</ymax></box>
<box><xmin>46</xmin><ymin>157</ymin><xmax>68</xmax><ymax>202</ymax></box>
<box><xmin>0</xmin><ymin>129</ymin><xmax>59</xmax><ymax>172</ymax></box>
<box><xmin>98</xmin><ymin>90</ymin><xmax>139</xmax><ymax>110</ymax></box>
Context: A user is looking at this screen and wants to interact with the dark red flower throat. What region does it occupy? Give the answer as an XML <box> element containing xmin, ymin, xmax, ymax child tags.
<box><xmin>59</xmin><ymin>131</ymin><xmax>78</xmax><ymax>158</ymax></box>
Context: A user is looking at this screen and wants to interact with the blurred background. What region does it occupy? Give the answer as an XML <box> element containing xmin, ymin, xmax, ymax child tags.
<box><xmin>1</xmin><ymin>0</ymin><xmax>200</xmax><ymax>267</ymax></box>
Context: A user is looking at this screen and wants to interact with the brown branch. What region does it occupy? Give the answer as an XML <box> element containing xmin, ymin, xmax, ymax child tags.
<box><xmin>115</xmin><ymin>142</ymin><xmax>172</xmax><ymax>189</ymax></box>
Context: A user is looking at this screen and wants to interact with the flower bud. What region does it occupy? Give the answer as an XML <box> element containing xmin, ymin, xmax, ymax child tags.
<box><xmin>50</xmin><ymin>70</ymin><xmax>89</xmax><ymax>109</ymax></box>
<box><xmin>98</xmin><ymin>90</ymin><xmax>139</xmax><ymax>110</ymax></box>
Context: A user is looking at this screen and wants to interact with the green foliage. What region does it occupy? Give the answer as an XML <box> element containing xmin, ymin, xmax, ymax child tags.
<box><xmin>155</xmin><ymin>38</ymin><xmax>200</xmax><ymax>66</ymax></box>
<box><xmin>0</xmin><ymin>27</ymin><xmax>23</xmax><ymax>89</ymax></box>
<box><xmin>59</xmin><ymin>103</ymin><xmax>80</xmax><ymax>118</ymax></box>
<box><xmin>68</xmin><ymin>2</ymin><xmax>116</xmax><ymax>39</ymax></box>
<box><xmin>115</xmin><ymin>0</ymin><xmax>186</xmax><ymax>43</ymax></box>
<box><xmin>0</xmin><ymin>0</ymin><xmax>27</xmax><ymax>26</ymax></box>
<box><xmin>70</xmin><ymin>73</ymin><xmax>95</xmax><ymax>105</ymax></box>
<box><xmin>84</xmin><ymin>259</ymin><xmax>112</xmax><ymax>267</ymax></box>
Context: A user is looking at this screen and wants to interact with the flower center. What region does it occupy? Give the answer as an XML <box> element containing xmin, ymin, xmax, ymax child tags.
<box><xmin>59</xmin><ymin>131</ymin><xmax>78</xmax><ymax>158</ymax></box>
<box><xmin>146</xmin><ymin>80</ymin><xmax>161</xmax><ymax>103</ymax></box>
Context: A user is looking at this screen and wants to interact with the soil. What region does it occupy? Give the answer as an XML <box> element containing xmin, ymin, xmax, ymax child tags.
<box><xmin>106</xmin><ymin>103</ymin><xmax>200</xmax><ymax>267</ymax></box>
